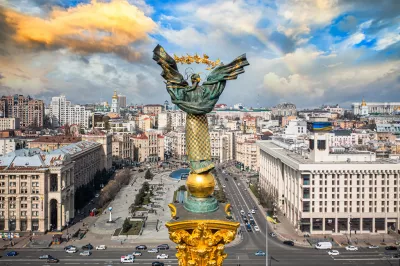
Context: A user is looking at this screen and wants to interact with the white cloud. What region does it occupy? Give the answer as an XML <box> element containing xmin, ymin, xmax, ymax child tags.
<box><xmin>374</xmin><ymin>32</ymin><xmax>400</xmax><ymax>51</ymax></box>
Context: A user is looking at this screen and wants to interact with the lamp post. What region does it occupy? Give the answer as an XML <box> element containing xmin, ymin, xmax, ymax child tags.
<box><xmin>349</xmin><ymin>215</ymin><xmax>352</xmax><ymax>244</ymax></box>
<box><xmin>108</xmin><ymin>207</ymin><xmax>113</xmax><ymax>222</ymax></box>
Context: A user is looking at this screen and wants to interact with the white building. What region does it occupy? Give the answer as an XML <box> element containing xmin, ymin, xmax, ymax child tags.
<box><xmin>118</xmin><ymin>94</ymin><xmax>126</xmax><ymax>108</ymax></box>
<box><xmin>170</xmin><ymin>110</ymin><xmax>186</xmax><ymax>131</ymax></box>
<box><xmin>50</xmin><ymin>95</ymin><xmax>91</xmax><ymax>128</ymax></box>
<box><xmin>0</xmin><ymin>118</ymin><xmax>20</xmax><ymax>130</ymax></box>
<box><xmin>376</xmin><ymin>124</ymin><xmax>400</xmax><ymax>134</ymax></box>
<box><xmin>323</xmin><ymin>105</ymin><xmax>344</xmax><ymax>116</ymax></box>
<box><xmin>0</xmin><ymin>138</ymin><xmax>17</xmax><ymax>155</ymax></box>
<box><xmin>257</xmin><ymin>130</ymin><xmax>400</xmax><ymax>235</ymax></box>
<box><xmin>284</xmin><ymin>119</ymin><xmax>307</xmax><ymax>138</ymax></box>
<box><xmin>352</xmin><ymin>100</ymin><xmax>400</xmax><ymax>116</ymax></box>
<box><xmin>111</xmin><ymin>91</ymin><xmax>120</xmax><ymax>114</ymax></box>
<box><xmin>157</xmin><ymin>112</ymin><xmax>170</xmax><ymax>132</ymax></box>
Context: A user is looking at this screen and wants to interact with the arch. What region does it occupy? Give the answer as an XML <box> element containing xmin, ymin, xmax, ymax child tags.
<box><xmin>49</xmin><ymin>199</ymin><xmax>58</xmax><ymax>231</ymax></box>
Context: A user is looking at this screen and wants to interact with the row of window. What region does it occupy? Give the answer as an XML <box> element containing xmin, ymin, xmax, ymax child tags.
<box><xmin>304</xmin><ymin>193</ymin><xmax>399</xmax><ymax>199</ymax></box>
<box><xmin>0</xmin><ymin>211</ymin><xmax>39</xmax><ymax>217</ymax></box>
<box><xmin>0</xmin><ymin>203</ymin><xmax>39</xmax><ymax>209</ymax></box>
<box><xmin>303</xmin><ymin>206</ymin><xmax>398</xmax><ymax>213</ymax></box>
<box><xmin>1</xmin><ymin>189</ymin><xmax>40</xmax><ymax>194</ymax></box>
<box><xmin>0</xmin><ymin>197</ymin><xmax>40</xmax><ymax>201</ymax></box>
<box><xmin>0</xmin><ymin>175</ymin><xmax>40</xmax><ymax>180</ymax></box>
<box><xmin>0</xmin><ymin>182</ymin><xmax>40</xmax><ymax>187</ymax></box>
<box><xmin>304</xmin><ymin>179</ymin><xmax>397</xmax><ymax>186</ymax></box>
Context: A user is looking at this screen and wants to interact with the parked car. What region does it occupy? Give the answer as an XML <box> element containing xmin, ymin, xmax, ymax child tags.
<box><xmin>47</xmin><ymin>258</ymin><xmax>59</xmax><ymax>263</ymax></box>
<box><xmin>269</xmin><ymin>232</ymin><xmax>277</xmax><ymax>237</ymax></box>
<box><xmin>6</xmin><ymin>251</ymin><xmax>18</xmax><ymax>256</ymax></box>
<box><xmin>385</xmin><ymin>246</ymin><xmax>398</xmax><ymax>251</ymax></box>
<box><xmin>369</xmin><ymin>245</ymin><xmax>379</xmax><ymax>249</ymax></box>
<box><xmin>328</xmin><ymin>250</ymin><xmax>340</xmax><ymax>256</ymax></box>
<box><xmin>136</xmin><ymin>245</ymin><xmax>147</xmax><ymax>250</ymax></box>
<box><xmin>157</xmin><ymin>244</ymin><xmax>169</xmax><ymax>250</ymax></box>
<box><xmin>157</xmin><ymin>254</ymin><xmax>169</xmax><ymax>259</ymax></box>
<box><xmin>283</xmin><ymin>240</ymin><xmax>294</xmax><ymax>246</ymax></box>
<box><xmin>148</xmin><ymin>248</ymin><xmax>159</xmax><ymax>253</ymax></box>
<box><xmin>39</xmin><ymin>255</ymin><xmax>52</xmax><ymax>259</ymax></box>
<box><xmin>82</xmin><ymin>244</ymin><xmax>93</xmax><ymax>250</ymax></box>
<box><xmin>152</xmin><ymin>262</ymin><xmax>164</xmax><ymax>266</ymax></box>
<box><xmin>255</xmin><ymin>250</ymin><xmax>266</xmax><ymax>256</ymax></box>
<box><xmin>80</xmin><ymin>251</ymin><xmax>91</xmax><ymax>256</ymax></box>
<box><xmin>345</xmin><ymin>245</ymin><xmax>358</xmax><ymax>251</ymax></box>
<box><xmin>95</xmin><ymin>245</ymin><xmax>106</xmax><ymax>250</ymax></box>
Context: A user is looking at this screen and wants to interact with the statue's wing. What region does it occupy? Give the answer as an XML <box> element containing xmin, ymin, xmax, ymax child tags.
<box><xmin>153</xmin><ymin>44</ymin><xmax>188</xmax><ymax>88</ymax></box>
<box><xmin>203</xmin><ymin>54</ymin><xmax>249</xmax><ymax>85</ymax></box>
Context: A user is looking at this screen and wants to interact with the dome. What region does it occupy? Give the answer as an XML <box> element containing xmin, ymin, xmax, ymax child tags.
<box><xmin>112</xmin><ymin>90</ymin><xmax>118</xmax><ymax>99</ymax></box>
<box><xmin>361</xmin><ymin>98</ymin><xmax>367</xmax><ymax>107</ymax></box>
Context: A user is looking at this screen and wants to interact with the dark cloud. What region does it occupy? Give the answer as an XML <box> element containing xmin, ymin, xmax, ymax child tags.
<box><xmin>103</xmin><ymin>64</ymin><xmax>116</xmax><ymax>74</ymax></box>
<box><xmin>269</xmin><ymin>31</ymin><xmax>296</xmax><ymax>54</ymax></box>
<box><xmin>337</xmin><ymin>15</ymin><xmax>358</xmax><ymax>33</ymax></box>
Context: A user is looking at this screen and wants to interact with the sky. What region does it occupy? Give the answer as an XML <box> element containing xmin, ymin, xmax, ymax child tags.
<box><xmin>0</xmin><ymin>0</ymin><xmax>399</xmax><ymax>108</ymax></box>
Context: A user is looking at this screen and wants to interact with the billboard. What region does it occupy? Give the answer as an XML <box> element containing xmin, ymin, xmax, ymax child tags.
<box><xmin>307</xmin><ymin>122</ymin><xmax>332</xmax><ymax>132</ymax></box>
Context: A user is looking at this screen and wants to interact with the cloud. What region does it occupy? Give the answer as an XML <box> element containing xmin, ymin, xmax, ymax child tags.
<box><xmin>1</xmin><ymin>0</ymin><xmax>156</xmax><ymax>62</ymax></box>
<box><xmin>374</xmin><ymin>31</ymin><xmax>400</xmax><ymax>51</ymax></box>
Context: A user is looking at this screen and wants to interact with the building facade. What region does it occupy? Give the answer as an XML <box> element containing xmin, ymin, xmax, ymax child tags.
<box><xmin>272</xmin><ymin>103</ymin><xmax>297</xmax><ymax>117</ymax></box>
<box><xmin>0</xmin><ymin>95</ymin><xmax>44</xmax><ymax>128</ymax></box>
<box><xmin>112</xmin><ymin>134</ymin><xmax>134</xmax><ymax>161</ymax></box>
<box><xmin>352</xmin><ymin>101</ymin><xmax>400</xmax><ymax>116</ymax></box>
<box><xmin>28</xmin><ymin>136</ymin><xmax>81</xmax><ymax>152</ymax></box>
<box><xmin>132</xmin><ymin>130</ymin><xmax>165</xmax><ymax>163</ymax></box>
<box><xmin>258</xmin><ymin>133</ymin><xmax>400</xmax><ymax>235</ymax></box>
<box><xmin>235</xmin><ymin>133</ymin><xmax>258</xmax><ymax>171</ymax></box>
<box><xmin>0</xmin><ymin>118</ymin><xmax>20</xmax><ymax>131</ymax></box>
<box><xmin>118</xmin><ymin>94</ymin><xmax>127</xmax><ymax>108</ymax></box>
<box><xmin>81</xmin><ymin>131</ymin><xmax>112</xmax><ymax>170</ymax></box>
<box><xmin>143</xmin><ymin>104</ymin><xmax>163</xmax><ymax>116</ymax></box>
<box><xmin>50</xmin><ymin>95</ymin><xmax>91</xmax><ymax>128</ymax></box>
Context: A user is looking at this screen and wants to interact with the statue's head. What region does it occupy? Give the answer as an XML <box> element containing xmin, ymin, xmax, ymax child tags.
<box><xmin>190</xmin><ymin>74</ymin><xmax>201</xmax><ymax>85</ymax></box>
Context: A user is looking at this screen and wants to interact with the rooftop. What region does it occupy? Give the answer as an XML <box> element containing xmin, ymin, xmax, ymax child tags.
<box><xmin>31</xmin><ymin>135</ymin><xmax>81</xmax><ymax>143</ymax></box>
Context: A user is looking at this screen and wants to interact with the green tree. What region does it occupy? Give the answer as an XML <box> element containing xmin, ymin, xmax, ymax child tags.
<box><xmin>144</xmin><ymin>169</ymin><xmax>153</xmax><ymax>180</ymax></box>
<box><xmin>122</xmin><ymin>218</ymin><xmax>132</xmax><ymax>233</ymax></box>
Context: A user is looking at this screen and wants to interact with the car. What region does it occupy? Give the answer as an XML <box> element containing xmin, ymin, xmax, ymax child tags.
<box><xmin>392</xmin><ymin>254</ymin><xmax>400</xmax><ymax>258</ymax></box>
<box><xmin>157</xmin><ymin>254</ymin><xmax>169</xmax><ymax>259</ymax></box>
<box><xmin>255</xmin><ymin>250</ymin><xmax>266</xmax><ymax>256</ymax></box>
<box><xmin>95</xmin><ymin>193</ymin><xmax>99</xmax><ymax>198</ymax></box>
<box><xmin>80</xmin><ymin>251</ymin><xmax>91</xmax><ymax>256</ymax></box>
<box><xmin>368</xmin><ymin>245</ymin><xmax>379</xmax><ymax>249</ymax></box>
<box><xmin>222</xmin><ymin>185</ymin><xmax>226</xmax><ymax>188</ymax></box>
<box><xmin>65</xmin><ymin>247</ymin><xmax>77</xmax><ymax>253</ymax></box>
<box><xmin>130</xmin><ymin>251</ymin><xmax>141</xmax><ymax>256</ymax></box>
<box><xmin>385</xmin><ymin>246</ymin><xmax>398</xmax><ymax>251</ymax></box>
<box><xmin>253</xmin><ymin>206</ymin><xmax>258</xmax><ymax>211</ymax></box>
<box><xmin>82</xmin><ymin>244</ymin><xmax>93</xmax><ymax>250</ymax></box>
<box><xmin>328</xmin><ymin>250</ymin><xmax>340</xmax><ymax>256</ymax></box>
<box><xmin>237</xmin><ymin>183</ymin><xmax>240</xmax><ymax>186</ymax></box>
<box><xmin>269</xmin><ymin>232</ymin><xmax>277</xmax><ymax>237</ymax></box>
<box><xmin>240</xmin><ymin>210</ymin><xmax>245</xmax><ymax>215</ymax></box>
<box><xmin>254</xmin><ymin>226</ymin><xmax>260</xmax><ymax>232</ymax></box>
<box><xmin>136</xmin><ymin>245</ymin><xmax>147</xmax><ymax>250</ymax></box>
<box><xmin>64</xmin><ymin>245</ymin><xmax>76</xmax><ymax>250</ymax></box>
<box><xmin>152</xmin><ymin>262</ymin><xmax>164</xmax><ymax>266</ymax></box>
<box><xmin>39</xmin><ymin>255</ymin><xmax>52</xmax><ymax>259</ymax></box>
<box><xmin>121</xmin><ymin>255</ymin><xmax>134</xmax><ymax>263</ymax></box>
<box><xmin>283</xmin><ymin>240</ymin><xmax>294</xmax><ymax>246</ymax></box>
<box><xmin>47</xmin><ymin>258</ymin><xmax>59</xmax><ymax>263</ymax></box>
<box><xmin>345</xmin><ymin>245</ymin><xmax>358</xmax><ymax>251</ymax></box>
<box><xmin>148</xmin><ymin>248</ymin><xmax>159</xmax><ymax>253</ymax></box>
<box><xmin>157</xmin><ymin>244</ymin><xmax>169</xmax><ymax>250</ymax></box>
<box><xmin>6</xmin><ymin>251</ymin><xmax>18</xmax><ymax>256</ymax></box>
<box><xmin>251</xmin><ymin>209</ymin><xmax>256</xmax><ymax>214</ymax></box>
<box><xmin>225</xmin><ymin>178</ymin><xmax>228</xmax><ymax>181</ymax></box>
<box><xmin>96</xmin><ymin>245</ymin><xmax>106</xmax><ymax>250</ymax></box>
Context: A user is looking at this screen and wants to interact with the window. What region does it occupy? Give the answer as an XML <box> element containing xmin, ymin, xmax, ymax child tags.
<box><xmin>9</xmin><ymin>182</ymin><xmax>16</xmax><ymax>187</ymax></box>
<box><xmin>32</xmin><ymin>204</ymin><xmax>39</xmax><ymax>209</ymax></box>
<box><xmin>20</xmin><ymin>203</ymin><xmax>27</xmax><ymax>208</ymax></box>
<box><xmin>21</xmin><ymin>182</ymin><xmax>27</xmax><ymax>187</ymax></box>
<box><xmin>20</xmin><ymin>188</ymin><xmax>28</xmax><ymax>194</ymax></box>
<box><xmin>32</xmin><ymin>182</ymin><xmax>39</xmax><ymax>187</ymax></box>
<box><xmin>32</xmin><ymin>211</ymin><xmax>39</xmax><ymax>217</ymax></box>
<box><xmin>9</xmin><ymin>189</ymin><xmax>16</xmax><ymax>194</ymax></box>
<box><xmin>20</xmin><ymin>211</ymin><xmax>27</xmax><ymax>217</ymax></box>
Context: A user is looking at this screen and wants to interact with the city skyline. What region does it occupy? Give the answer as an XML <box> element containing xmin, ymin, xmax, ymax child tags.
<box><xmin>0</xmin><ymin>0</ymin><xmax>399</xmax><ymax>108</ymax></box>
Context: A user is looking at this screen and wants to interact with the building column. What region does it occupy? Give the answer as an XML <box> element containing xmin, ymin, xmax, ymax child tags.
<box><xmin>4</xmin><ymin>198</ymin><xmax>9</xmax><ymax>231</ymax></box>
<box><xmin>310</xmin><ymin>218</ymin><xmax>313</xmax><ymax>234</ymax></box>
<box><xmin>322</xmin><ymin>218</ymin><xmax>325</xmax><ymax>233</ymax></box>
<box><xmin>57</xmin><ymin>203</ymin><xmax>62</xmax><ymax>231</ymax></box>
<box><xmin>360</xmin><ymin>218</ymin><xmax>363</xmax><ymax>232</ymax></box>
<box><xmin>61</xmin><ymin>203</ymin><xmax>65</xmax><ymax>227</ymax></box>
<box><xmin>334</xmin><ymin>218</ymin><xmax>338</xmax><ymax>234</ymax></box>
<box><xmin>15</xmin><ymin>197</ymin><xmax>20</xmax><ymax>231</ymax></box>
<box><xmin>372</xmin><ymin>218</ymin><xmax>376</xmax><ymax>233</ymax></box>
<box><xmin>71</xmin><ymin>193</ymin><xmax>75</xmax><ymax>219</ymax></box>
<box><xmin>57</xmin><ymin>173</ymin><xmax>61</xmax><ymax>191</ymax></box>
<box><xmin>48</xmin><ymin>201</ymin><xmax>51</xmax><ymax>231</ymax></box>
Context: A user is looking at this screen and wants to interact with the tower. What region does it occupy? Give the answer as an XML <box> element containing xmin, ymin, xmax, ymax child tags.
<box><xmin>164</xmin><ymin>100</ymin><xmax>169</xmax><ymax>111</ymax></box>
<box><xmin>361</xmin><ymin>98</ymin><xmax>368</xmax><ymax>116</ymax></box>
<box><xmin>111</xmin><ymin>90</ymin><xmax>120</xmax><ymax>114</ymax></box>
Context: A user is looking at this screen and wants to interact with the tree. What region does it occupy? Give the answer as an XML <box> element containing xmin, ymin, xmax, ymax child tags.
<box><xmin>122</xmin><ymin>218</ymin><xmax>132</xmax><ymax>233</ymax></box>
<box><xmin>144</xmin><ymin>169</ymin><xmax>153</xmax><ymax>180</ymax></box>
<box><xmin>143</xmin><ymin>182</ymin><xmax>150</xmax><ymax>192</ymax></box>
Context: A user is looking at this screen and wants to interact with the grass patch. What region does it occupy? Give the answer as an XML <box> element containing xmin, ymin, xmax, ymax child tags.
<box><xmin>249</xmin><ymin>183</ymin><xmax>260</xmax><ymax>199</ymax></box>
<box><xmin>113</xmin><ymin>228</ymin><xmax>121</xmax><ymax>236</ymax></box>
<box><xmin>119</xmin><ymin>221</ymin><xmax>143</xmax><ymax>235</ymax></box>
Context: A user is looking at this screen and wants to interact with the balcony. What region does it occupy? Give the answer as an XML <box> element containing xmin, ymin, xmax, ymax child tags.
<box><xmin>303</xmin><ymin>193</ymin><xmax>310</xmax><ymax>199</ymax></box>
<box><xmin>303</xmin><ymin>180</ymin><xmax>310</xmax><ymax>185</ymax></box>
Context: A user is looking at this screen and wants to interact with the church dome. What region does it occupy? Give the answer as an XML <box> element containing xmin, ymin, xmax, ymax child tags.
<box><xmin>361</xmin><ymin>98</ymin><xmax>367</xmax><ymax>107</ymax></box>
<box><xmin>112</xmin><ymin>90</ymin><xmax>118</xmax><ymax>99</ymax></box>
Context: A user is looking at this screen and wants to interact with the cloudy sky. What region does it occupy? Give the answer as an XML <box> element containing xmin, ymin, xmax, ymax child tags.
<box><xmin>0</xmin><ymin>0</ymin><xmax>399</xmax><ymax>108</ymax></box>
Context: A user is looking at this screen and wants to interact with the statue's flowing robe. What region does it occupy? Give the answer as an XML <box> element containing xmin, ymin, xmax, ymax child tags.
<box><xmin>153</xmin><ymin>45</ymin><xmax>249</xmax><ymax>173</ymax></box>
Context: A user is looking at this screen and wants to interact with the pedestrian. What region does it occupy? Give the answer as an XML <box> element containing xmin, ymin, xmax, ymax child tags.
<box><xmin>121</xmin><ymin>241</ymin><xmax>123</xmax><ymax>245</ymax></box>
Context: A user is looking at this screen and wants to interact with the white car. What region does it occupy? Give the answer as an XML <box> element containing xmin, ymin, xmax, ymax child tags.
<box><xmin>121</xmin><ymin>255</ymin><xmax>134</xmax><ymax>263</ymax></box>
<box><xmin>132</xmin><ymin>251</ymin><xmax>142</xmax><ymax>256</ymax></box>
<box><xmin>251</xmin><ymin>209</ymin><xmax>256</xmax><ymax>214</ymax></box>
<box><xmin>222</xmin><ymin>185</ymin><xmax>226</xmax><ymax>188</ymax></box>
<box><xmin>254</xmin><ymin>226</ymin><xmax>260</xmax><ymax>232</ymax></box>
<box><xmin>80</xmin><ymin>251</ymin><xmax>91</xmax><ymax>256</ymax></box>
<box><xmin>345</xmin><ymin>245</ymin><xmax>358</xmax><ymax>251</ymax></box>
<box><xmin>157</xmin><ymin>254</ymin><xmax>169</xmax><ymax>259</ymax></box>
<box><xmin>96</xmin><ymin>245</ymin><xmax>106</xmax><ymax>250</ymax></box>
<box><xmin>368</xmin><ymin>245</ymin><xmax>379</xmax><ymax>249</ymax></box>
<box><xmin>148</xmin><ymin>248</ymin><xmax>159</xmax><ymax>253</ymax></box>
<box><xmin>240</xmin><ymin>210</ymin><xmax>245</xmax><ymax>215</ymax></box>
<box><xmin>237</xmin><ymin>183</ymin><xmax>240</xmax><ymax>186</ymax></box>
<box><xmin>66</xmin><ymin>248</ymin><xmax>77</xmax><ymax>253</ymax></box>
<box><xmin>328</xmin><ymin>250</ymin><xmax>340</xmax><ymax>256</ymax></box>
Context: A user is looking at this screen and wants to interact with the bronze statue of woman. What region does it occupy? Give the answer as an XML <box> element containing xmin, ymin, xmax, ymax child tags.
<box><xmin>153</xmin><ymin>44</ymin><xmax>249</xmax><ymax>177</ymax></box>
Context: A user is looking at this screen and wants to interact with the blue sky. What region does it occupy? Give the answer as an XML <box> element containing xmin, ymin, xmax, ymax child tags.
<box><xmin>0</xmin><ymin>0</ymin><xmax>399</xmax><ymax>108</ymax></box>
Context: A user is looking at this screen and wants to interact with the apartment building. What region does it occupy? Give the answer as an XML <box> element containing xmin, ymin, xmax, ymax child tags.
<box><xmin>81</xmin><ymin>131</ymin><xmax>112</xmax><ymax>170</ymax></box>
<box><xmin>132</xmin><ymin>129</ymin><xmax>164</xmax><ymax>163</ymax></box>
<box><xmin>28</xmin><ymin>135</ymin><xmax>81</xmax><ymax>152</ymax></box>
<box><xmin>50</xmin><ymin>95</ymin><xmax>91</xmax><ymax>128</ymax></box>
<box><xmin>164</xmin><ymin>130</ymin><xmax>186</xmax><ymax>160</ymax></box>
<box><xmin>112</xmin><ymin>134</ymin><xmax>134</xmax><ymax>161</ymax></box>
<box><xmin>143</xmin><ymin>104</ymin><xmax>163</xmax><ymax>116</ymax></box>
<box><xmin>352</xmin><ymin>101</ymin><xmax>400</xmax><ymax>115</ymax></box>
<box><xmin>258</xmin><ymin>128</ymin><xmax>400</xmax><ymax>235</ymax></box>
<box><xmin>0</xmin><ymin>118</ymin><xmax>20</xmax><ymax>131</ymax></box>
<box><xmin>0</xmin><ymin>95</ymin><xmax>44</xmax><ymax>128</ymax></box>
<box><xmin>235</xmin><ymin>133</ymin><xmax>258</xmax><ymax>171</ymax></box>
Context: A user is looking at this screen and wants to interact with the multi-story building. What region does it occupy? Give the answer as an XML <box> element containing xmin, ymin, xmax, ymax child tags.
<box><xmin>157</xmin><ymin>112</ymin><xmax>170</xmax><ymax>132</ymax></box>
<box><xmin>170</xmin><ymin>110</ymin><xmax>186</xmax><ymax>131</ymax></box>
<box><xmin>81</xmin><ymin>130</ymin><xmax>112</xmax><ymax>171</ymax></box>
<box><xmin>28</xmin><ymin>135</ymin><xmax>81</xmax><ymax>152</ymax></box>
<box><xmin>0</xmin><ymin>150</ymin><xmax>75</xmax><ymax>232</ymax></box>
<box><xmin>0</xmin><ymin>95</ymin><xmax>44</xmax><ymax>128</ymax></box>
<box><xmin>112</xmin><ymin>134</ymin><xmax>134</xmax><ymax>161</ymax></box>
<box><xmin>215</xmin><ymin>108</ymin><xmax>271</xmax><ymax>121</ymax></box>
<box><xmin>143</xmin><ymin>104</ymin><xmax>163</xmax><ymax>116</ymax></box>
<box><xmin>272</xmin><ymin>103</ymin><xmax>297</xmax><ymax>117</ymax></box>
<box><xmin>322</xmin><ymin>105</ymin><xmax>344</xmax><ymax>116</ymax></box>
<box><xmin>209</xmin><ymin>130</ymin><xmax>235</xmax><ymax>163</ymax></box>
<box><xmin>242</xmin><ymin>116</ymin><xmax>257</xmax><ymax>134</ymax></box>
<box><xmin>352</xmin><ymin>100</ymin><xmax>400</xmax><ymax>116</ymax></box>
<box><xmin>235</xmin><ymin>133</ymin><xmax>258</xmax><ymax>171</ymax></box>
<box><xmin>118</xmin><ymin>94</ymin><xmax>127</xmax><ymax>108</ymax></box>
<box><xmin>376</xmin><ymin>124</ymin><xmax>400</xmax><ymax>134</ymax></box>
<box><xmin>110</xmin><ymin>91</ymin><xmax>120</xmax><ymax>114</ymax></box>
<box><xmin>258</xmin><ymin>124</ymin><xmax>400</xmax><ymax>235</ymax></box>
<box><xmin>49</xmin><ymin>95</ymin><xmax>91</xmax><ymax>128</ymax></box>
<box><xmin>284</xmin><ymin>119</ymin><xmax>307</xmax><ymax>138</ymax></box>
<box><xmin>0</xmin><ymin>118</ymin><xmax>20</xmax><ymax>131</ymax></box>
<box><xmin>138</xmin><ymin>115</ymin><xmax>152</xmax><ymax>132</ymax></box>
<box><xmin>164</xmin><ymin>130</ymin><xmax>186</xmax><ymax>160</ymax></box>
<box><xmin>132</xmin><ymin>129</ymin><xmax>164</xmax><ymax>163</ymax></box>
<box><xmin>0</xmin><ymin>139</ymin><xmax>19</xmax><ymax>156</ymax></box>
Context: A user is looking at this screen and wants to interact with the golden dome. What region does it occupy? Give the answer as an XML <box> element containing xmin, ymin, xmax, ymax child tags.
<box><xmin>112</xmin><ymin>90</ymin><xmax>118</xmax><ymax>99</ymax></box>
<box><xmin>186</xmin><ymin>172</ymin><xmax>216</xmax><ymax>198</ymax></box>
<box><xmin>361</xmin><ymin>98</ymin><xmax>367</xmax><ymax>107</ymax></box>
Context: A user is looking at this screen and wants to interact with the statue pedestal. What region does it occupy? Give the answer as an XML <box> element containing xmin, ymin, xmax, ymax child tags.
<box><xmin>184</xmin><ymin>195</ymin><xmax>219</xmax><ymax>213</ymax></box>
